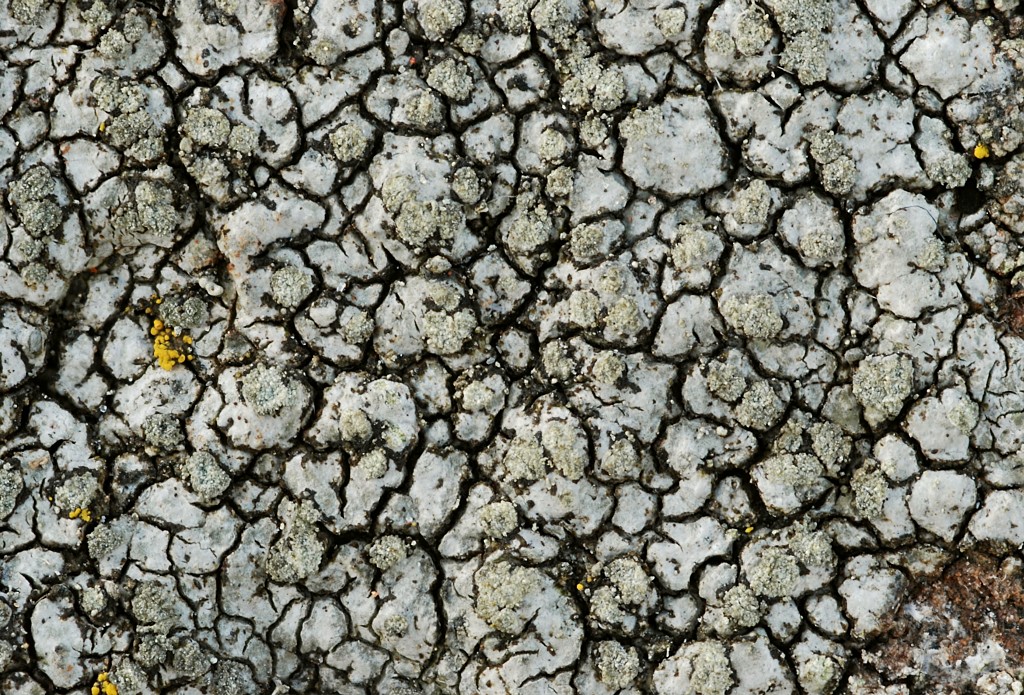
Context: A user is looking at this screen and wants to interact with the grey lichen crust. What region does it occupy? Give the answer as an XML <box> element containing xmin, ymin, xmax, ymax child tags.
<box><xmin>3</xmin><ymin>0</ymin><xmax>1024</xmax><ymax>693</ymax></box>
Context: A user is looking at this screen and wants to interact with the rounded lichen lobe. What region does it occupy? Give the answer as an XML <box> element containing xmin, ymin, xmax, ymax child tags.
<box><xmin>241</xmin><ymin>363</ymin><xmax>299</xmax><ymax>416</ymax></box>
<box><xmin>479</xmin><ymin>500</ymin><xmax>518</xmax><ymax>539</ymax></box>
<box><xmin>270</xmin><ymin>266</ymin><xmax>315</xmax><ymax>308</ymax></box>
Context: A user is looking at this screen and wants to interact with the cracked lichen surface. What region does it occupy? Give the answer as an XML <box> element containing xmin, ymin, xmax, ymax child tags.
<box><xmin>2</xmin><ymin>0</ymin><xmax>1024</xmax><ymax>693</ymax></box>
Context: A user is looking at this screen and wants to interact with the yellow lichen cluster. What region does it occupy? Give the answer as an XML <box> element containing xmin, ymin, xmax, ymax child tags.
<box><xmin>974</xmin><ymin>143</ymin><xmax>990</xmax><ymax>159</ymax></box>
<box><xmin>151</xmin><ymin>318</ymin><xmax>195</xmax><ymax>371</ymax></box>
<box><xmin>69</xmin><ymin>507</ymin><xmax>93</xmax><ymax>523</ymax></box>
<box><xmin>128</xmin><ymin>294</ymin><xmax>196</xmax><ymax>371</ymax></box>
<box><xmin>91</xmin><ymin>671</ymin><xmax>117</xmax><ymax>695</ymax></box>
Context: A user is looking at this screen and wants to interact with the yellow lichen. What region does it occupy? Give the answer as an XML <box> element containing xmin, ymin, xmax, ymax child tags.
<box><xmin>92</xmin><ymin>671</ymin><xmax>118</xmax><ymax>695</ymax></box>
<box><xmin>69</xmin><ymin>507</ymin><xmax>93</xmax><ymax>522</ymax></box>
<box><xmin>129</xmin><ymin>294</ymin><xmax>196</xmax><ymax>371</ymax></box>
<box><xmin>974</xmin><ymin>143</ymin><xmax>990</xmax><ymax>159</ymax></box>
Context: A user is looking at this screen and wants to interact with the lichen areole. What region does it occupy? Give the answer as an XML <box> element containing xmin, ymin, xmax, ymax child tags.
<box><xmin>127</xmin><ymin>294</ymin><xmax>197</xmax><ymax>370</ymax></box>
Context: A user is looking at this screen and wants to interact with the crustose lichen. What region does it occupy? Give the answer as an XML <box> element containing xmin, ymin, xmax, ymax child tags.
<box><xmin>128</xmin><ymin>294</ymin><xmax>196</xmax><ymax>370</ymax></box>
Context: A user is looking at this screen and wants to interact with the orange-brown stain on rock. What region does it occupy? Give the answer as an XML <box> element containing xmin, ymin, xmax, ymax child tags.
<box><xmin>865</xmin><ymin>553</ymin><xmax>1024</xmax><ymax>690</ymax></box>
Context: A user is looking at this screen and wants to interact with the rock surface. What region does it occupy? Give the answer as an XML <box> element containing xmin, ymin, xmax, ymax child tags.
<box><xmin>1</xmin><ymin>1</ymin><xmax>1023</xmax><ymax>693</ymax></box>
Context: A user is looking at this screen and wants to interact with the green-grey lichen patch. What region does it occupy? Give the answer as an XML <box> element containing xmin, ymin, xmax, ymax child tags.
<box><xmin>590</xmin><ymin>585</ymin><xmax>627</xmax><ymax>625</ymax></box>
<box><xmin>394</xmin><ymin>199</ymin><xmax>466</xmax><ymax>251</ymax></box>
<box><xmin>135</xmin><ymin>633</ymin><xmax>172</xmax><ymax>669</ymax></box>
<box><xmin>356</xmin><ymin>449</ymin><xmax>390</xmax><ymax>479</ymax></box>
<box><xmin>54</xmin><ymin>472</ymin><xmax>100</xmax><ymax>511</ymax></box>
<box><xmin>669</xmin><ymin>223</ymin><xmax>725</xmax><ymax>289</ymax></box>
<box><xmin>0</xmin><ymin>468</ymin><xmax>24</xmax><ymax>520</ymax></box>
<box><xmin>797</xmin><ymin>653</ymin><xmax>841</xmax><ymax>694</ymax></box>
<box><xmin>540</xmin><ymin>420</ymin><xmax>587</xmax><ymax>480</ymax></box>
<box><xmin>380</xmin><ymin>173</ymin><xmax>415</xmax><ymax>214</ymax></box>
<box><xmin>181</xmin><ymin>451</ymin><xmax>231</xmax><ymax>503</ymax></box>
<box><xmin>781</xmin><ymin>32</ymin><xmax>828</xmax><ymax>85</ymax></box>
<box><xmin>427</xmin><ymin>58</ymin><xmax>473</xmax><ymax>102</ymax></box>
<box><xmin>734</xmin><ymin>6</ymin><xmax>774</xmax><ymax>55</ymax></box>
<box><xmin>379</xmin><ymin>613</ymin><xmax>409</xmax><ymax>639</ymax></box>
<box><xmin>460</xmin><ymin>378</ymin><xmax>504</xmax><ymax>413</ymax></box>
<box><xmin>735</xmin><ymin>381</ymin><xmax>786</xmax><ymax>431</ymax></box>
<box><xmin>569</xmin><ymin>223</ymin><xmax>604</xmax><ymax>263</ymax></box>
<box><xmin>947</xmin><ymin>393</ymin><xmax>980</xmax><ymax>434</ymax></box>
<box><xmin>495</xmin><ymin>0</ymin><xmax>532</xmax><ymax>32</ymax></box>
<box><xmin>850</xmin><ymin>462</ymin><xmax>888</xmax><ymax>519</ymax></box>
<box><xmin>401</xmin><ymin>89</ymin><xmax>446</xmax><ymax>131</ymax></box>
<box><xmin>504</xmin><ymin>435</ymin><xmax>548</xmax><ymax>481</ymax></box>
<box><xmin>809</xmin><ymin>421</ymin><xmax>851</xmax><ymax>473</ymax></box>
<box><xmin>106</xmin><ymin>176</ymin><xmax>188</xmax><ymax>249</ymax></box>
<box><xmin>93</xmin><ymin>76</ymin><xmax>165</xmax><ymax>163</ymax></box>
<box><xmin>752</xmin><ymin>452</ymin><xmax>828</xmax><ymax>516</ymax></box>
<box><xmin>417</xmin><ymin>0</ymin><xmax>466</xmax><ymax>40</ymax></box>
<box><xmin>181</xmin><ymin>107</ymin><xmax>231</xmax><ymax>148</ymax></box>
<box><xmin>134</xmin><ymin>181</ymin><xmax>179</xmax><ymax>238</ymax></box>
<box><xmin>604</xmin><ymin>296</ymin><xmax>644</xmax><ymax>339</ymax></box>
<box><xmin>808</xmin><ymin>130</ymin><xmax>856</xmax><ymax>197</ymax></box>
<box><xmin>821</xmin><ymin>157</ymin><xmax>857</xmax><ymax>198</ymax></box>
<box><xmin>11</xmin><ymin>0</ymin><xmax>49</xmax><ymax>23</ymax></box>
<box><xmin>0</xmin><ymin>641</ymin><xmax>12</xmax><ymax>673</ymax></box>
<box><xmin>172</xmin><ymin>639</ymin><xmax>211</xmax><ymax>681</ymax></box>
<box><xmin>747</xmin><ymin>546</ymin><xmax>800</xmax><ymax>598</ymax></box>
<box><xmin>592</xmin><ymin>68</ymin><xmax>626</xmax><ymax>112</ymax></box>
<box><xmin>852</xmin><ymin>354</ymin><xmax>914</xmax><ymax>427</ymax></box>
<box><xmin>730</xmin><ymin>179</ymin><xmax>772</xmax><ymax>227</ymax></box>
<box><xmin>368</xmin><ymin>534</ymin><xmax>408</xmax><ymax>571</ymax></box>
<box><xmin>265</xmin><ymin>499</ymin><xmax>325</xmax><ymax>584</ymax></box>
<box><xmin>270</xmin><ymin>266</ymin><xmax>315</xmax><ymax>309</ymax></box>
<box><xmin>142</xmin><ymin>412</ymin><xmax>184</xmax><ymax>450</ymax></box>
<box><xmin>338</xmin><ymin>408</ymin><xmax>373</xmax><ymax>445</ymax></box>
<box><xmin>451</xmin><ymin>167</ymin><xmax>481</xmax><ymax>204</ymax></box>
<box><xmin>474</xmin><ymin>560</ymin><xmax>541</xmax><ymax>634</ymax></box>
<box><xmin>596</xmin><ymin>640</ymin><xmax>640</xmax><ymax>689</ymax></box>
<box><xmin>719</xmin><ymin>293</ymin><xmax>783</xmax><ymax>341</ymax></box>
<box><xmin>591</xmin><ymin>350</ymin><xmax>625</xmax><ymax>385</ymax></box>
<box><xmin>131</xmin><ymin>581</ymin><xmax>177</xmax><ymax>631</ymax></box>
<box><xmin>478</xmin><ymin>500</ymin><xmax>518</xmax><ymax>539</ymax></box>
<box><xmin>330</xmin><ymin>122</ymin><xmax>373</xmax><ymax>163</ymax></box>
<box><xmin>688</xmin><ymin>640</ymin><xmax>736</xmax><ymax>695</ymax></box>
<box><xmin>241</xmin><ymin>363</ymin><xmax>301</xmax><ymax>417</ymax></box>
<box><xmin>158</xmin><ymin>296</ymin><xmax>208</xmax><ymax>331</ymax></box>
<box><xmin>540</xmin><ymin>340</ymin><xmax>574</xmax><ymax>381</ymax></box>
<box><xmin>110</xmin><ymin>659</ymin><xmax>148</xmax><ymax>695</ymax></box>
<box><xmin>97</xmin><ymin>9</ymin><xmax>150</xmax><ymax>59</ymax></box>
<box><xmin>228</xmin><ymin>123</ymin><xmax>258</xmax><ymax>154</ymax></box>
<box><xmin>423</xmin><ymin>308</ymin><xmax>477</xmax><ymax>355</ymax></box>
<box><xmin>605</xmin><ymin>556</ymin><xmax>651</xmax><ymax>605</ymax></box>
<box><xmin>9</xmin><ymin>166</ymin><xmax>62</xmax><ymax>238</ymax></box>
<box><xmin>706</xmin><ymin>360</ymin><xmax>746</xmax><ymax>403</ymax></box>
<box><xmin>502</xmin><ymin>199</ymin><xmax>557</xmax><ymax>275</ymax></box>
<box><xmin>764</xmin><ymin>0</ymin><xmax>833</xmax><ymax>34</ymax></box>
<box><xmin>655</xmin><ymin>5</ymin><xmax>687</xmax><ymax>37</ymax></box>
<box><xmin>789</xmin><ymin>525</ymin><xmax>836</xmax><ymax>570</ymax></box>
<box><xmin>538</xmin><ymin>128</ymin><xmax>571</xmax><ymax>164</ymax></box>
<box><xmin>339</xmin><ymin>309</ymin><xmax>374</xmax><ymax>344</ymax></box>
<box><xmin>798</xmin><ymin>227</ymin><xmax>844</xmax><ymax>266</ymax></box>
<box><xmin>546</xmin><ymin>165</ymin><xmax>574</xmax><ymax>199</ymax></box>
<box><xmin>87</xmin><ymin>523</ymin><xmax>127</xmax><ymax>563</ymax></box>
<box><xmin>721</xmin><ymin>583</ymin><xmax>762</xmax><ymax>629</ymax></box>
